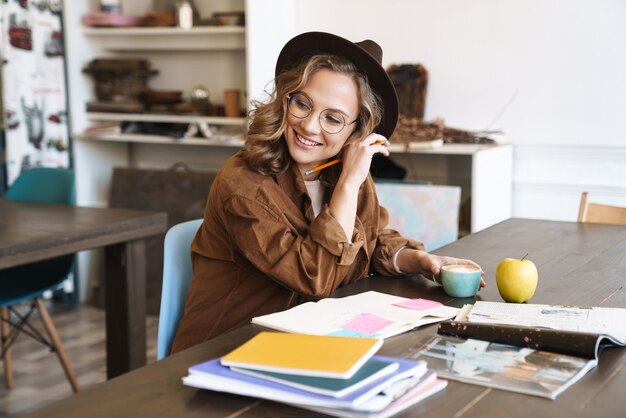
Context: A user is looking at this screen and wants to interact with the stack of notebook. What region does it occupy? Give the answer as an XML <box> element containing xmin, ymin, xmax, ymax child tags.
<box><xmin>182</xmin><ymin>332</ymin><xmax>447</xmax><ymax>417</ymax></box>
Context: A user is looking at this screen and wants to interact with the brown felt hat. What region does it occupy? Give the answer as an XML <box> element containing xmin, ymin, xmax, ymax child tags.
<box><xmin>275</xmin><ymin>32</ymin><xmax>398</xmax><ymax>139</ymax></box>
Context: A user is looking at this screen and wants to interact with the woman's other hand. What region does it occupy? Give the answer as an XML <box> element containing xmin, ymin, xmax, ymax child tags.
<box><xmin>397</xmin><ymin>249</ymin><xmax>486</xmax><ymax>288</ymax></box>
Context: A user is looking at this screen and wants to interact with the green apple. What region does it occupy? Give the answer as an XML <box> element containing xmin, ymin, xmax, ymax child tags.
<box><xmin>495</xmin><ymin>257</ymin><xmax>538</xmax><ymax>303</ymax></box>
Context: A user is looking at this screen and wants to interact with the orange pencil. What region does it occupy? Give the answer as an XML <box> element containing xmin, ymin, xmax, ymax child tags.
<box><xmin>303</xmin><ymin>140</ymin><xmax>386</xmax><ymax>176</ymax></box>
<box><xmin>304</xmin><ymin>158</ymin><xmax>341</xmax><ymax>176</ymax></box>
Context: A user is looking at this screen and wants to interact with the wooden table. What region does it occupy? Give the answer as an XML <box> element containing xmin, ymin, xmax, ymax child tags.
<box><xmin>24</xmin><ymin>219</ymin><xmax>626</xmax><ymax>417</ymax></box>
<box><xmin>0</xmin><ymin>200</ymin><xmax>167</xmax><ymax>378</ymax></box>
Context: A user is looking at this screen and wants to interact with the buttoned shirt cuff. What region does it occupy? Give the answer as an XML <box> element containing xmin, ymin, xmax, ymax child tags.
<box><xmin>309</xmin><ymin>205</ymin><xmax>364</xmax><ymax>265</ymax></box>
<box><xmin>372</xmin><ymin>237</ymin><xmax>424</xmax><ymax>276</ymax></box>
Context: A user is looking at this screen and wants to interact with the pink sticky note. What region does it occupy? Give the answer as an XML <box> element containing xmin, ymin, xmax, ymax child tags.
<box><xmin>394</xmin><ymin>298</ymin><xmax>443</xmax><ymax>311</ymax></box>
<box><xmin>341</xmin><ymin>313</ymin><xmax>393</xmax><ymax>335</ymax></box>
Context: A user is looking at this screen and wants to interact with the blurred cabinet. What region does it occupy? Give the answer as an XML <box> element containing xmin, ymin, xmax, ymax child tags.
<box><xmin>388</xmin><ymin>143</ymin><xmax>513</xmax><ymax>234</ymax></box>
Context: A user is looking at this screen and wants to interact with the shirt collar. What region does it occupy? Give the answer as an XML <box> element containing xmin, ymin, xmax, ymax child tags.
<box><xmin>275</xmin><ymin>161</ymin><xmax>308</xmax><ymax>204</ymax></box>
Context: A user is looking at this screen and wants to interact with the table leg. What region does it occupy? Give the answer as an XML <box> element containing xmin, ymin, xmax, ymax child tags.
<box><xmin>104</xmin><ymin>240</ymin><xmax>147</xmax><ymax>379</ymax></box>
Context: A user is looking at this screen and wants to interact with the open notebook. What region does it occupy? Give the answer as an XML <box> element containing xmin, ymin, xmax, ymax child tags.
<box><xmin>252</xmin><ymin>291</ymin><xmax>459</xmax><ymax>339</ymax></box>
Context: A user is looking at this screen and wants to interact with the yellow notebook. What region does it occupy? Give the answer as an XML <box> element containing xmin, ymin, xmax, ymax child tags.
<box><xmin>220</xmin><ymin>332</ymin><xmax>383</xmax><ymax>379</ymax></box>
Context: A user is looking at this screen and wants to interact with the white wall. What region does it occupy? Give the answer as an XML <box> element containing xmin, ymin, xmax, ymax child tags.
<box><xmin>294</xmin><ymin>0</ymin><xmax>626</xmax><ymax>221</ymax></box>
<box><xmin>246</xmin><ymin>0</ymin><xmax>296</xmax><ymax>103</ymax></box>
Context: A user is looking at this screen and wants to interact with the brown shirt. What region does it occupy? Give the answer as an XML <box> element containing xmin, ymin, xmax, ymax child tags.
<box><xmin>171</xmin><ymin>152</ymin><xmax>423</xmax><ymax>353</ymax></box>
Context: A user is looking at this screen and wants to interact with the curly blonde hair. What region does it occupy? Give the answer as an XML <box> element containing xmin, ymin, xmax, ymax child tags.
<box><xmin>242</xmin><ymin>54</ymin><xmax>383</xmax><ymax>177</ymax></box>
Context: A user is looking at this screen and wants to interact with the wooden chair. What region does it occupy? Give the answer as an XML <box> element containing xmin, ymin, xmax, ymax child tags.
<box><xmin>577</xmin><ymin>192</ymin><xmax>626</xmax><ymax>225</ymax></box>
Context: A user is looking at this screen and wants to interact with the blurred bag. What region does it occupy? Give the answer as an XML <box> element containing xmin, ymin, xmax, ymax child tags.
<box><xmin>386</xmin><ymin>64</ymin><xmax>428</xmax><ymax>118</ymax></box>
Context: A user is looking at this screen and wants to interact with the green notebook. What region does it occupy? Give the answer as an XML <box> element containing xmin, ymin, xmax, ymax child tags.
<box><xmin>231</xmin><ymin>357</ymin><xmax>399</xmax><ymax>398</ymax></box>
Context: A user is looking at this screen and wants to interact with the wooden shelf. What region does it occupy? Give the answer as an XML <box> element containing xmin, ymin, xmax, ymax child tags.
<box><xmin>75</xmin><ymin>132</ymin><xmax>244</xmax><ymax>147</ymax></box>
<box><xmin>86</xmin><ymin>112</ymin><xmax>246</xmax><ymax>126</ymax></box>
<box><xmin>388</xmin><ymin>142</ymin><xmax>508</xmax><ymax>156</ymax></box>
<box><xmin>81</xmin><ymin>26</ymin><xmax>245</xmax><ymax>51</ymax></box>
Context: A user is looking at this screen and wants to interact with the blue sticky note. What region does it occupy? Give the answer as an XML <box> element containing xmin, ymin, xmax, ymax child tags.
<box><xmin>327</xmin><ymin>329</ymin><xmax>381</xmax><ymax>338</ymax></box>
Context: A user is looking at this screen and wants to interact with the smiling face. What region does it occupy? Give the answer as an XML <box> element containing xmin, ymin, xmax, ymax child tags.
<box><xmin>284</xmin><ymin>68</ymin><xmax>360</xmax><ymax>179</ymax></box>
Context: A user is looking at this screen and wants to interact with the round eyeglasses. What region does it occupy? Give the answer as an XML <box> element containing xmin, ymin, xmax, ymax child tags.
<box><xmin>286</xmin><ymin>92</ymin><xmax>358</xmax><ymax>134</ymax></box>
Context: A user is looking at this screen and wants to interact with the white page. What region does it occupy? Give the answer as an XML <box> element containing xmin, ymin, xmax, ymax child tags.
<box><xmin>468</xmin><ymin>301</ymin><xmax>626</xmax><ymax>342</ymax></box>
<box><xmin>252</xmin><ymin>291</ymin><xmax>459</xmax><ymax>339</ymax></box>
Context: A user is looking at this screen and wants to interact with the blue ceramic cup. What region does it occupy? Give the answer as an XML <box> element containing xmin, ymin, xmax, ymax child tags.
<box><xmin>434</xmin><ymin>264</ymin><xmax>482</xmax><ymax>298</ymax></box>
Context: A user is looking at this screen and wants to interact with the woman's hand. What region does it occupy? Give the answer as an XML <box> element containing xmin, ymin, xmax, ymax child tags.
<box><xmin>329</xmin><ymin>134</ymin><xmax>388</xmax><ymax>241</ymax></box>
<box><xmin>339</xmin><ymin>133</ymin><xmax>389</xmax><ymax>187</ymax></box>
<box><xmin>397</xmin><ymin>249</ymin><xmax>486</xmax><ymax>288</ymax></box>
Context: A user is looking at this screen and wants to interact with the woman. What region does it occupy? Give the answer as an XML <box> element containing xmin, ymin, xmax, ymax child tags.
<box><xmin>171</xmin><ymin>32</ymin><xmax>484</xmax><ymax>353</ymax></box>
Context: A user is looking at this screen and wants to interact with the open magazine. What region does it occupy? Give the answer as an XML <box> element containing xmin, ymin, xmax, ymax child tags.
<box><xmin>406</xmin><ymin>335</ymin><xmax>597</xmax><ymax>400</ymax></box>
<box><xmin>464</xmin><ymin>301</ymin><xmax>626</xmax><ymax>340</ymax></box>
<box><xmin>437</xmin><ymin>301</ymin><xmax>626</xmax><ymax>359</ymax></box>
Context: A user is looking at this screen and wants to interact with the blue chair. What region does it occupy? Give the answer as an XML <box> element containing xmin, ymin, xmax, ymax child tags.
<box><xmin>157</xmin><ymin>218</ymin><xmax>203</xmax><ymax>360</ymax></box>
<box><xmin>0</xmin><ymin>167</ymin><xmax>79</xmax><ymax>392</ymax></box>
